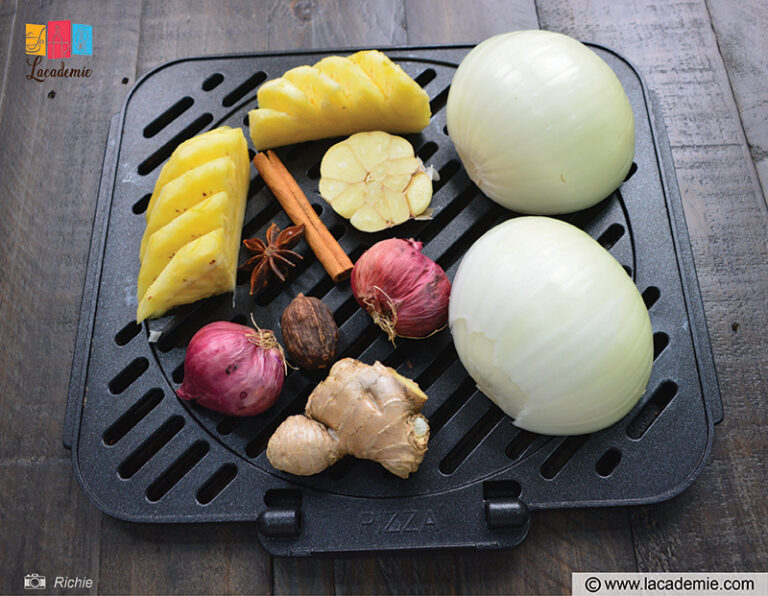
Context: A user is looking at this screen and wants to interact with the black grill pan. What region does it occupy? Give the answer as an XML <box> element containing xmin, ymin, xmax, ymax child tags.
<box><xmin>64</xmin><ymin>44</ymin><xmax>722</xmax><ymax>555</ymax></box>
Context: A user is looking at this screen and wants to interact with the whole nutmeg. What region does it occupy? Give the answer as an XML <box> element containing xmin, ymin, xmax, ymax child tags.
<box><xmin>281</xmin><ymin>294</ymin><xmax>339</xmax><ymax>369</ymax></box>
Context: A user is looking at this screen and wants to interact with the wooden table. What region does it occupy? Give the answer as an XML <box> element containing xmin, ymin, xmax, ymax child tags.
<box><xmin>1</xmin><ymin>1</ymin><xmax>766</xmax><ymax>594</ymax></box>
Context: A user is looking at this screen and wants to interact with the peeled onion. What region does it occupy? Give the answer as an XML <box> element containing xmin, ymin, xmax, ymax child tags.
<box><xmin>449</xmin><ymin>217</ymin><xmax>652</xmax><ymax>435</ymax></box>
<box><xmin>446</xmin><ymin>30</ymin><xmax>635</xmax><ymax>214</ymax></box>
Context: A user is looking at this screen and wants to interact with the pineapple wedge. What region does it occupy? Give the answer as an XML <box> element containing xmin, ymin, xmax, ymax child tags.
<box><xmin>248</xmin><ymin>109</ymin><xmax>318</xmax><ymax>149</ymax></box>
<box><xmin>257</xmin><ymin>77</ymin><xmax>324</xmax><ymax>124</ymax></box>
<box><xmin>137</xmin><ymin>228</ymin><xmax>235</xmax><ymax>323</ymax></box>
<box><xmin>249</xmin><ymin>50</ymin><xmax>430</xmax><ymax>150</ymax></box>
<box><xmin>318</xmin><ymin>131</ymin><xmax>433</xmax><ymax>232</ymax></box>
<box><xmin>139</xmin><ymin>156</ymin><xmax>238</xmax><ymax>261</ymax></box>
<box><xmin>283</xmin><ymin>66</ymin><xmax>350</xmax><ymax>125</ymax></box>
<box><xmin>137</xmin><ymin>191</ymin><xmax>234</xmax><ymax>302</ymax></box>
<box><xmin>136</xmin><ymin>126</ymin><xmax>249</xmax><ymax>322</ymax></box>
<box><xmin>146</xmin><ymin>126</ymin><xmax>249</xmax><ymax>220</ymax></box>
<box><xmin>316</xmin><ymin>56</ymin><xmax>389</xmax><ymax>127</ymax></box>
<box><xmin>350</xmin><ymin>51</ymin><xmax>430</xmax><ymax>126</ymax></box>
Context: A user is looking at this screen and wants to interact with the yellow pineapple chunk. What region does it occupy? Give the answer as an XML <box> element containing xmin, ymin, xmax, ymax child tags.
<box><xmin>139</xmin><ymin>156</ymin><xmax>238</xmax><ymax>261</ymax></box>
<box><xmin>283</xmin><ymin>66</ymin><xmax>349</xmax><ymax>123</ymax></box>
<box><xmin>315</xmin><ymin>56</ymin><xmax>388</xmax><ymax>128</ymax></box>
<box><xmin>349</xmin><ymin>50</ymin><xmax>430</xmax><ymax>127</ymax></box>
<box><xmin>136</xmin><ymin>126</ymin><xmax>249</xmax><ymax>322</ymax></box>
<box><xmin>137</xmin><ymin>191</ymin><xmax>234</xmax><ymax>302</ymax></box>
<box><xmin>146</xmin><ymin>126</ymin><xmax>249</xmax><ymax>219</ymax></box>
<box><xmin>248</xmin><ymin>109</ymin><xmax>319</xmax><ymax>149</ymax></box>
<box><xmin>137</xmin><ymin>228</ymin><xmax>234</xmax><ymax>323</ymax></box>
<box><xmin>318</xmin><ymin>131</ymin><xmax>432</xmax><ymax>232</ymax></box>
<box><xmin>248</xmin><ymin>50</ymin><xmax>430</xmax><ymax>150</ymax></box>
<box><xmin>257</xmin><ymin>77</ymin><xmax>322</xmax><ymax>124</ymax></box>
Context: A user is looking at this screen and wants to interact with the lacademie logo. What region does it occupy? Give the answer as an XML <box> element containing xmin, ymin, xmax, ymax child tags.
<box><xmin>25</xmin><ymin>20</ymin><xmax>93</xmax><ymax>82</ymax></box>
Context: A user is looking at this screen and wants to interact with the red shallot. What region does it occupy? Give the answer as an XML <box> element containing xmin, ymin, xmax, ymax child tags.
<box><xmin>177</xmin><ymin>321</ymin><xmax>286</xmax><ymax>416</ymax></box>
<box><xmin>351</xmin><ymin>238</ymin><xmax>451</xmax><ymax>341</ymax></box>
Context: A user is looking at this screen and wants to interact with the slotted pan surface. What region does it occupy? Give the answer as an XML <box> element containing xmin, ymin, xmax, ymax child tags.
<box><xmin>65</xmin><ymin>45</ymin><xmax>721</xmax><ymax>555</ymax></box>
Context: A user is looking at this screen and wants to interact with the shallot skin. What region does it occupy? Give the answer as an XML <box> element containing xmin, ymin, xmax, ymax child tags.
<box><xmin>177</xmin><ymin>321</ymin><xmax>285</xmax><ymax>416</ymax></box>
<box><xmin>351</xmin><ymin>238</ymin><xmax>451</xmax><ymax>339</ymax></box>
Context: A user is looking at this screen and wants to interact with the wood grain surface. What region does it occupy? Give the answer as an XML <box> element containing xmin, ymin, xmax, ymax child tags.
<box><xmin>707</xmin><ymin>0</ymin><xmax>768</xmax><ymax>200</ymax></box>
<box><xmin>0</xmin><ymin>1</ymin><xmax>142</xmax><ymax>594</ymax></box>
<box><xmin>0</xmin><ymin>0</ymin><xmax>765</xmax><ymax>594</ymax></box>
<box><xmin>0</xmin><ymin>1</ymin><xmax>15</xmax><ymax>110</ymax></box>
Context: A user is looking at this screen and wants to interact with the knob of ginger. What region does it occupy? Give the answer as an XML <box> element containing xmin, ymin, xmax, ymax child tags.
<box><xmin>266</xmin><ymin>358</ymin><xmax>430</xmax><ymax>478</ymax></box>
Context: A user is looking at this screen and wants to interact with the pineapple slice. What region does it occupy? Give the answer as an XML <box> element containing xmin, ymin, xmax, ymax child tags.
<box><xmin>136</xmin><ymin>126</ymin><xmax>249</xmax><ymax>322</ymax></box>
<box><xmin>139</xmin><ymin>156</ymin><xmax>238</xmax><ymax>261</ymax></box>
<box><xmin>315</xmin><ymin>56</ymin><xmax>389</xmax><ymax>128</ymax></box>
<box><xmin>350</xmin><ymin>50</ymin><xmax>430</xmax><ymax>126</ymax></box>
<box><xmin>146</xmin><ymin>126</ymin><xmax>249</xmax><ymax>220</ymax></box>
<box><xmin>137</xmin><ymin>228</ymin><xmax>234</xmax><ymax>323</ymax></box>
<box><xmin>283</xmin><ymin>66</ymin><xmax>350</xmax><ymax>124</ymax></box>
<box><xmin>248</xmin><ymin>50</ymin><xmax>430</xmax><ymax>150</ymax></box>
<box><xmin>257</xmin><ymin>77</ymin><xmax>323</xmax><ymax>124</ymax></box>
<box><xmin>248</xmin><ymin>109</ymin><xmax>318</xmax><ymax>149</ymax></box>
<box><xmin>318</xmin><ymin>131</ymin><xmax>433</xmax><ymax>232</ymax></box>
<box><xmin>137</xmin><ymin>191</ymin><xmax>234</xmax><ymax>302</ymax></box>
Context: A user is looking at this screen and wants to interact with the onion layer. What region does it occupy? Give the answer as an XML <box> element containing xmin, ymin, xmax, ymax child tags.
<box><xmin>449</xmin><ymin>217</ymin><xmax>652</xmax><ymax>435</ymax></box>
<box><xmin>446</xmin><ymin>30</ymin><xmax>635</xmax><ymax>215</ymax></box>
<box><xmin>177</xmin><ymin>321</ymin><xmax>285</xmax><ymax>416</ymax></box>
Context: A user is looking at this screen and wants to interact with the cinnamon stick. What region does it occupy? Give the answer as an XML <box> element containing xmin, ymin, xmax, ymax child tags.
<box><xmin>253</xmin><ymin>150</ymin><xmax>353</xmax><ymax>282</ymax></box>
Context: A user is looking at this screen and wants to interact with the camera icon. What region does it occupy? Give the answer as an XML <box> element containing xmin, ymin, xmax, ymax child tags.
<box><xmin>24</xmin><ymin>574</ymin><xmax>46</xmax><ymax>590</ymax></box>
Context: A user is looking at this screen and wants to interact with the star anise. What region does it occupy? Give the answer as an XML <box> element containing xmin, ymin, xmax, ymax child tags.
<box><xmin>240</xmin><ymin>222</ymin><xmax>305</xmax><ymax>294</ymax></box>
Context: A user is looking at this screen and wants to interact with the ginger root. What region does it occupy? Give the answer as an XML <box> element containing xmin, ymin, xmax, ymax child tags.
<box><xmin>266</xmin><ymin>358</ymin><xmax>430</xmax><ymax>478</ymax></box>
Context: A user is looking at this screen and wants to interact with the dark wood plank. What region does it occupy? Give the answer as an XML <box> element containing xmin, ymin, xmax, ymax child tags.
<box><xmin>98</xmin><ymin>520</ymin><xmax>272</xmax><ymax>595</ymax></box>
<box><xmin>0</xmin><ymin>460</ymin><xmax>102</xmax><ymax>595</ymax></box>
<box><xmin>135</xmin><ymin>0</ymin><xmax>268</xmax><ymax>76</ymax></box>
<box><xmin>0</xmin><ymin>0</ymin><xmax>17</xmax><ymax>114</ymax></box>
<box><xmin>271</xmin><ymin>557</ymin><xmax>335</xmax><ymax>596</ymax></box>
<box><xmin>538</xmin><ymin>0</ymin><xmax>768</xmax><ymax>573</ymax></box>
<box><xmin>404</xmin><ymin>0</ymin><xmax>539</xmax><ymax>44</ymax></box>
<box><xmin>0</xmin><ymin>1</ymin><xmax>142</xmax><ymax>593</ymax></box>
<box><xmin>707</xmin><ymin>0</ymin><xmax>768</xmax><ymax>201</ymax></box>
<box><xmin>266</xmin><ymin>0</ymin><xmax>406</xmax><ymax>51</ymax></box>
<box><xmin>94</xmin><ymin>2</ymin><xmax>273</xmax><ymax>595</ymax></box>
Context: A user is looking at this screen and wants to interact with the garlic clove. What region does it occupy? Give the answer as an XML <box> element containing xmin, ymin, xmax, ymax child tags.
<box><xmin>351</xmin><ymin>203</ymin><xmax>387</xmax><ymax>232</ymax></box>
<box><xmin>320</xmin><ymin>143</ymin><xmax>367</xmax><ymax>182</ymax></box>
<box><xmin>386</xmin><ymin>156</ymin><xmax>421</xmax><ymax>176</ymax></box>
<box><xmin>382</xmin><ymin>173</ymin><xmax>412</xmax><ymax>192</ymax></box>
<box><xmin>382</xmin><ymin>188</ymin><xmax>411</xmax><ymax>225</ymax></box>
<box><xmin>317</xmin><ymin>177</ymin><xmax>347</xmax><ymax>201</ymax></box>
<box><xmin>348</xmin><ymin>130</ymin><xmax>390</xmax><ymax>170</ymax></box>
<box><xmin>405</xmin><ymin>172</ymin><xmax>433</xmax><ymax>214</ymax></box>
<box><xmin>389</xmin><ymin>135</ymin><xmax>414</xmax><ymax>159</ymax></box>
<box><xmin>331</xmin><ymin>182</ymin><xmax>366</xmax><ymax>218</ymax></box>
